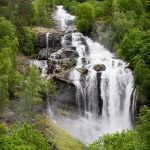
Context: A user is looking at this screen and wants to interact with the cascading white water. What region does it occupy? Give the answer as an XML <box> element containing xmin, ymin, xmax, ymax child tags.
<box><xmin>50</xmin><ymin>5</ymin><xmax>136</xmax><ymax>144</ymax></box>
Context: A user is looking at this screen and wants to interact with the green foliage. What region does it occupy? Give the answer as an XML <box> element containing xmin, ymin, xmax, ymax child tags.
<box><xmin>64</xmin><ymin>1</ymin><xmax>79</xmax><ymax>14</ymax></box>
<box><xmin>112</xmin><ymin>11</ymin><xmax>136</xmax><ymax>41</ymax></box>
<box><xmin>117</xmin><ymin>28</ymin><xmax>144</xmax><ymax>62</ymax></box>
<box><xmin>134</xmin><ymin>60</ymin><xmax>150</xmax><ymax>103</ymax></box>
<box><xmin>116</xmin><ymin>0</ymin><xmax>144</xmax><ymax>15</ymax></box>
<box><xmin>0</xmin><ymin>124</ymin><xmax>51</xmax><ymax>150</ymax></box>
<box><xmin>32</xmin><ymin>0</ymin><xmax>51</xmax><ymax>27</ymax></box>
<box><xmin>0</xmin><ymin>17</ymin><xmax>21</xmax><ymax>105</ymax></box>
<box><xmin>21</xmin><ymin>27</ymin><xmax>35</xmax><ymax>55</ymax></box>
<box><xmin>20</xmin><ymin>66</ymin><xmax>45</xmax><ymax>115</ymax></box>
<box><xmin>117</xmin><ymin>28</ymin><xmax>150</xmax><ymax>103</ymax></box>
<box><xmin>76</xmin><ymin>2</ymin><xmax>95</xmax><ymax>33</ymax></box>
<box><xmin>87</xmin><ymin>131</ymin><xmax>143</xmax><ymax>150</ymax></box>
<box><xmin>17</xmin><ymin>0</ymin><xmax>33</xmax><ymax>26</ymax></box>
<box><xmin>137</xmin><ymin>106</ymin><xmax>150</xmax><ymax>150</ymax></box>
<box><xmin>46</xmin><ymin>79</ymin><xmax>57</xmax><ymax>94</ymax></box>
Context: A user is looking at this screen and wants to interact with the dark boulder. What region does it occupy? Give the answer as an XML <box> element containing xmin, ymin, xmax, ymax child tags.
<box><xmin>61</xmin><ymin>50</ymin><xmax>79</xmax><ymax>58</ymax></box>
<box><xmin>61</xmin><ymin>58</ymin><xmax>77</xmax><ymax>70</ymax></box>
<box><xmin>93</xmin><ymin>64</ymin><xmax>106</xmax><ymax>72</ymax></box>
<box><xmin>64</xmin><ymin>33</ymin><xmax>72</xmax><ymax>41</ymax></box>
<box><xmin>38</xmin><ymin>48</ymin><xmax>49</xmax><ymax>60</ymax></box>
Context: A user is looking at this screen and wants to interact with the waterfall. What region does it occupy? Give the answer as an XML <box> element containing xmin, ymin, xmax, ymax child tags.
<box><xmin>46</xmin><ymin>32</ymin><xmax>50</xmax><ymax>49</ymax></box>
<box><xmin>130</xmin><ymin>88</ymin><xmax>137</xmax><ymax>126</ymax></box>
<box><xmin>49</xmin><ymin>5</ymin><xmax>136</xmax><ymax>144</ymax></box>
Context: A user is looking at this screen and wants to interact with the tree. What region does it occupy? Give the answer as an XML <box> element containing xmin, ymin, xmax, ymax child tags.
<box><xmin>17</xmin><ymin>0</ymin><xmax>33</xmax><ymax>25</ymax></box>
<box><xmin>75</xmin><ymin>2</ymin><xmax>95</xmax><ymax>33</ymax></box>
<box><xmin>137</xmin><ymin>106</ymin><xmax>150</xmax><ymax>149</ymax></box>
<box><xmin>20</xmin><ymin>66</ymin><xmax>45</xmax><ymax>118</ymax></box>
<box><xmin>21</xmin><ymin>27</ymin><xmax>35</xmax><ymax>55</ymax></box>
<box><xmin>112</xmin><ymin>11</ymin><xmax>136</xmax><ymax>42</ymax></box>
<box><xmin>0</xmin><ymin>17</ymin><xmax>19</xmax><ymax>106</ymax></box>
<box><xmin>117</xmin><ymin>28</ymin><xmax>145</xmax><ymax>63</ymax></box>
<box><xmin>134</xmin><ymin>59</ymin><xmax>150</xmax><ymax>103</ymax></box>
<box><xmin>32</xmin><ymin>0</ymin><xmax>51</xmax><ymax>27</ymax></box>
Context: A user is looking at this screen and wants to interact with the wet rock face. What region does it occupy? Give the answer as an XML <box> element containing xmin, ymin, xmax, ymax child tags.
<box><xmin>61</xmin><ymin>50</ymin><xmax>79</xmax><ymax>58</ymax></box>
<box><xmin>97</xmin><ymin>72</ymin><xmax>103</xmax><ymax>115</ymax></box>
<box><xmin>34</xmin><ymin>31</ymin><xmax>62</xmax><ymax>51</ymax></box>
<box><xmin>48</xmin><ymin>34</ymin><xmax>62</xmax><ymax>49</ymax></box>
<box><xmin>52</xmin><ymin>75</ymin><xmax>77</xmax><ymax>108</ymax></box>
<box><xmin>65</xmin><ymin>19</ymin><xmax>74</xmax><ymax>27</ymax></box>
<box><xmin>38</xmin><ymin>48</ymin><xmax>49</xmax><ymax>60</ymax></box>
<box><xmin>64</xmin><ymin>33</ymin><xmax>72</xmax><ymax>41</ymax></box>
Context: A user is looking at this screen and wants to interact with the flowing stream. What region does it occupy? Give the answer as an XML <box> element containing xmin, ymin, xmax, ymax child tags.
<box><xmin>46</xmin><ymin>6</ymin><xmax>136</xmax><ymax>144</ymax></box>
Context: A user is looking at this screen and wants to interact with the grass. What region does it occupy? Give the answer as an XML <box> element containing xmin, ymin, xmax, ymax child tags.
<box><xmin>46</xmin><ymin>117</ymin><xmax>85</xmax><ymax>150</ymax></box>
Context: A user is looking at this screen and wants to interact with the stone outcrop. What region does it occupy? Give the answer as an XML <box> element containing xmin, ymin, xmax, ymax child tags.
<box><xmin>61</xmin><ymin>50</ymin><xmax>79</xmax><ymax>58</ymax></box>
<box><xmin>51</xmin><ymin>74</ymin><xmax>77</xmax><ymax>110</ymax></box>
<box><xmin>77</xmin><ymin>68</ymin><xmax>88</xmax><ymax>76</ymax></box>
<box><xmin>61</xmin><ymin>58</ymin><xmax>77</xmax><ymax>70</ymax></box>
<box><xmin>93</xmin><ymin>64</ymin><xmax>106</xmax><ymax>72</ymax></box>
<box><xmin>38</xmin><ymin>48</ymin><xmax>49</xmax><ymax>60</ymax></box>
<box><xmin>35</xmin><ymin>32</ymin><xmax>62</xmax><ymax>50</ymax></box>
<box><xmin>33</xmin><ymin>27</ymin><xmax>63</xmax><ymax>52</ymax></box>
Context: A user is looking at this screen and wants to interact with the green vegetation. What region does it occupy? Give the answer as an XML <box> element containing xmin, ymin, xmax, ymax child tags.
<box><xmin>0</xmin><ymin>17</ymin><xmax>20</xmax><ymax>106</ymax></box>
<box><xmin>20</xmin><ymin>67</ymin><xmax>45</xmax><ymax>118</ymax></box>
<box><xmin>0</xmin><ymin>0</ymin><xmax>55</xmax><ymax>105</ymax></box>
<box><xmin>75</xmin><ymin>2</ymin><xmax>95</xmax><ymax>33</ymax></box>
<box><xmin>0</xmin><ymin>124</ymin><xmax>51</xmax><ymax>149</ymax></box>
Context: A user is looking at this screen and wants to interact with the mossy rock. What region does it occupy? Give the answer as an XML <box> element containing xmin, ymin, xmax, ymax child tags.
<box><xmin>93</xmin><ymin>64</ymin><xmax>106</xmax><ymax>72</ymax></box>
<box><xmin>61</xmin><ymin>58</ymin><xmax>77</xmax><ymax>71</ymax></box>
<box><xmin>77</xmin><ymin>68</ymin><xmax>88</xmax><ymax>75</ymax></box>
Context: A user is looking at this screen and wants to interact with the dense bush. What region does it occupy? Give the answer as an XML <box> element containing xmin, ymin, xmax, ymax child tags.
<box><xmin>75</xmin><ymin>2</ymin><xmax>95</xmax><ymax>33</ymax></box>
<box><xmin>0</xmin><ymin>17</ymin><xmax>21</xmax><ymax>105</ymax></box>
<box><xmin>0</xmin><ymin>124</ymin><xmax>51</xmax><ymax>150</ymax></box>
<box><xmin>21</xmin><ymin>27</ymin><xmax>35</xmax><ymax>55</ymax></box>
<box><xmin>20</xmin><ymin>66</ymin><xmax>45</xmax><ymax>117</ymax></box>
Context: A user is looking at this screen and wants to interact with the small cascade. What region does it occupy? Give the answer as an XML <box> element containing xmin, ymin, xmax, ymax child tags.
<box><xmin>130</xmin><ymin>88</ymin><xmax>137</xmax><ymax>126</ymax></box>
<box><xmin>46</xmin><ymin>32</ymin><xmax>50</xmax><ymax>49</ymax></box>
<box><xmin>46</xmin><ymin>93</ymin><xmax>54</xmax><ymax>117</ymax></box>
<box><xmin>46</xmin><ymin>5</ymin><xmax>137</xmax><ymax>144</ymax></box>
<box><xmin>54</xmin><ymin>5</ymin><xmax>75</xmax><ymax>32</ymax></box>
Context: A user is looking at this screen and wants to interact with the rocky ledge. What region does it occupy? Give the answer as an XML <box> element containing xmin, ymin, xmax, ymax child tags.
<box><xmin>32</xmin><ymin>27</ymin><xmax>64</xmax><ymax>58</ymax></box>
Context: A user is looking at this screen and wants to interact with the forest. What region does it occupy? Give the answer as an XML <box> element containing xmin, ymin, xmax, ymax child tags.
<box><xmin>0</xmin><ymin>0</ymin><xmax>150</xmax><ymax>150</ymax></box>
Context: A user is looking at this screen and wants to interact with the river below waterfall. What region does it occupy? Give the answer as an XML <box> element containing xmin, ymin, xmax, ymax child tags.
<box><xmin>45</xmin><ymin>6</ymin><xmax>135</xmax><ymax>144</ymax></box>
